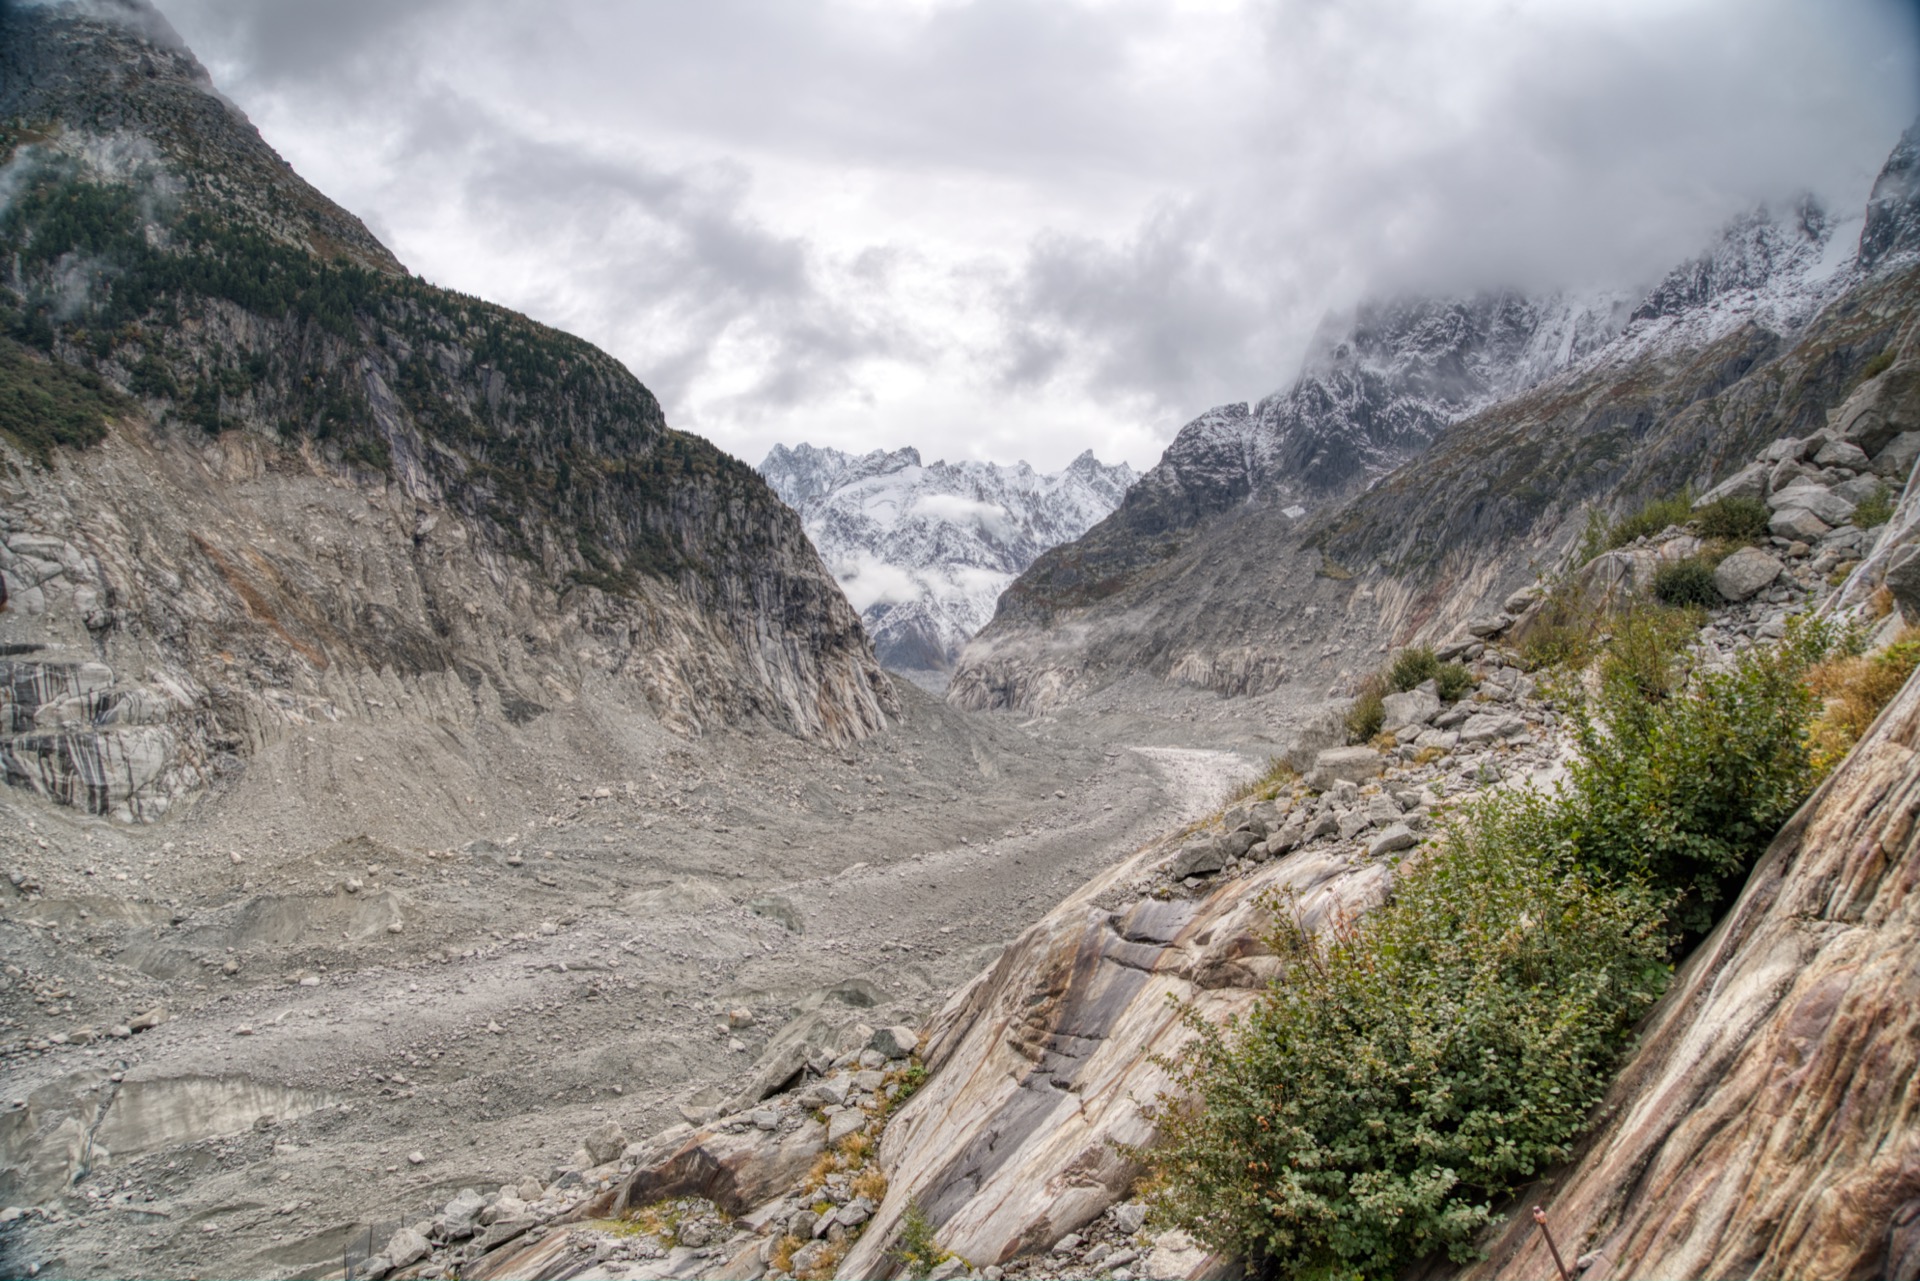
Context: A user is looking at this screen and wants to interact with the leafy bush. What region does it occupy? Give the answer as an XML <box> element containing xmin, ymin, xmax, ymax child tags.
<box><xmin>1434</xmin><ymin>660</ymin><xmax>1474</xmax><ymax>702</ymax></box>
<box><xmin>1694</xmin><ymin>495</ymin><xmax>1772</xmax><ymax>543</ymax></box>
<box><xmin>1861</xmin><ymin>348</ymin><xmax>1896</xmax><ymax>382</ymax></box>
<box><xmin>1388</xmin><ymin>646</ymin><xmax>1440</xmax><ymax>692</ymax></box>
<box><xmin>1151</xmin><ymin>807</ymin><xmax>1670</xmax><ymax>1278</ymax></box>
<box><xmin>1651</xmin><ymin>557</ymin><xmax>1720</xmax><ymax>607</ymax></box>
<box><xmin>1554</xmin><ymin>619</ymin><xmax>1830</xmax><ymax>935</ymax></box>
<box><xmin>1805</xmin><ymin>628</ymin><xmax>1920</xmax><ymax>774</ymax></box>
<box><xmin>1604</xmin><ymin>490</ymin><xmax>1695</xmax><ymax>550</ymax></box>
<box><xmin>1599</xmin><ymin>604</ymin><xmax>1703</xmax><ymax>703</ymax></box>
<box><xmin>1516</xmin><ymin>580</ymin><xmax>1600</xmax><ymax>673</ymax></box>
<box><xmin>1155</xmin><ymin>620</ymin><xmax>1839</xmax><ymax>1275</ymax></box>
<box><xmin>891</xmin><ymin>1202</ymin><xmax>948</xmax><ymax>1279</ymax></box>
<box><xmin>1346</xmin><ymin>674</ymin><xmax>1387</xmax><ymax>743</ymax></box>
<box><xmin>1853</xmin><ymin>484</ymin><xmax>1894</xmax><ymax>530</ymax></box>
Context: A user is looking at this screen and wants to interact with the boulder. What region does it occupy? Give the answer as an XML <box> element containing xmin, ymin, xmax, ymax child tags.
<box><xmin>1765</xmin><ymin>483</ymin><xmax>1855</xmax><ymax>524</ymax></box>
<box><xmin>1873</xmin><ymin>431</ymin><xmax>1920</xmax><ymax>480</ymax></box>
<box><xmin>1693</xmin><ymin>462</ymin><xmax>1769</xmax><ymax>507</ymax></box>
<box><xmin>868</xmin><ymin>1025</ymin><xmax>918</xmax><ymax>1060</ymax></box>
<box><xmin>1143</xmin><ymin>1229</ymin><xmax>1217</xmax><ymax>1281</ymax></box>
<box><xmin>583</xmin><ymin>1121</ymin><xmax>627</xmax><ymax>1166</ymax></box>
<box><xmin>1458</xmin><ymin>713</ymin><xmax>1526</xmax><ymax>744</ymax></box>
<box><xmin>1813</xmin><ymin>439</ymin><xmax>1871</xmax><ymax>469</ymax></box>
<box><xmin>1885</xmin><ymin>544</ymin><xmax>1920</xmax><ymax>618</ymax></box>
<box><xmin>1769</xmin><ymin>506</ymin><xmax>1833</xmax><ymax>542</ymax></box>
<box><xmin>1830</xmin><ymin>358</ymin><xmax>1920</xmax><ymax>457</ymax></box>
<box><xmin>1833</xmin><ymin>474</ymin><xmax>1889</xmax><ymax>504</ymax></box>
<box><xmin>1367</xmin><ymin>824</ymin><xmax>1418</xmax><ymax>858</ymax></box>
<box><xmin>1768</xmin><ymin>456</ymin><xmax>1819</xmax><ymax>493</ymax></box>
<box><xmin>1764</xmin><ymin>434</ymin><xmax>1815</xmax><ymax>462</ymax></box>
<box><xmin>1712</xmin><ymin>546</ymin><xmax>1783</xmax><ymax>602</ymax></box>
<box><xmin>1171</xmin><ymin>841</ymin><xmax>1228</xmax><ymax>878</ymax></box>
<box><xmin>1379</xmin><ymin>688</ymin><xmax>1440</xmax><ymax>734</ymax></box>
<box><xmin>826</xmin><ymin>1109</ymin><xmax>869</xmax><ymax>1145</ymax></box>
<box><xmin>386</xmin><ymin>1227</ymin><xmax>431</xmax><ymax>1269</ymax></box>
<box><xmin>1465</xmin><ymin>614</ymin><xmax>1513</xmax><ymax>638</ymax></box>
<box><xmin>613</xmin><ymin>1118</ymin><xmax>829</xmax><ymax>1217</ymax></box>
<box><xmin>1306</xmin><ymin>747</ymin><xmax>1383</xmax><ymax>791</ymax></box>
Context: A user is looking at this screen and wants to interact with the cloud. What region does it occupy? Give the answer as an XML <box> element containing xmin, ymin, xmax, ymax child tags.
<box><xmin>910</xmin><ymin>493</ymin><xmax>1014</xmax><ymax>537</ymax></box>
<box><xmin>152</xmin><ymin>0</ymin><xmax>1920</xmax><ymax>472</ymax></box>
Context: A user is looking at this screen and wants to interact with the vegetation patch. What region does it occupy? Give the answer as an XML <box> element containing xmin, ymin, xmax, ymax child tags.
<box><xmin>1651</xmin><ymin>556</ymin><xmax>1720</xmax><ymax>607</ymax></box>
<box><xmin>0</xmin><ymin>337</ymin><xmax>123</xmax><ymax>464</ymax></box>
<box><xmin>1805</xmin><ymin>627</ymin><xmax>1920</xmax><ymax>774</ymax></box>
<box><xmin>1853</xmin><ymin>484</ymin><xmax>1895</xmax><ymax>530</ymax></box>
<box><xmin>1694</xmin><ymin>495</ymin><xmax>1772</xmax><ymax>543</ymax></box>
<box><xmin>1154</xmin><ymin>610</ymin><xmax>1841</xmax><ymax>1275</ymax></box>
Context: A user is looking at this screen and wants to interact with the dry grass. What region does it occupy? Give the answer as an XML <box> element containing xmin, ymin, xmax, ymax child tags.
<box><xmin>796</xmin><ymin>1240</ymin><xmax>848</xmax><ymax>1281</ymax></box>
<box><xmin>770</xmin><ymin>1233</ymin><xmax>806</xmax><ymax>1274</ymax></box>
<box><xmin>1411</xmin><ymin>745</ymin><xmax>1447</xmax><ymax>766</ymax></box>
<box><xmin>1226</xmin><ymin>756</ymin><xmax>1299</xmax><ymax>804</ymax></box>
<box><xmin>1805</xmin><ymin>628</ymin><xmax>1920</xmax><ymax>774</ymax></box>
<box><xmin>803</xmin><ymin>1127</ymin><xmax>878</xmax><ymax>1193</ymax></box>
<box><xmin>851</xmin><ymin>1165</ymin><xmax>889</xmax><ymax>1202</ymax></box>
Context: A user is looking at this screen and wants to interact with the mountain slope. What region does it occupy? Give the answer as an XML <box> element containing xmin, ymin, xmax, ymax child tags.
<box><xmin>0</xmin><ymin>0</ymin><xmax>893</xmax><ymax>821</ymax></box>
<box><xmin>953</xmin><ymin>159</ymin><xmax>1907</xmax><ymax>713</ymax></box>
<box><xmin>759</xmin><ymin>443</ymin><xmax>1134</xmax><ymax>682</ymax></box>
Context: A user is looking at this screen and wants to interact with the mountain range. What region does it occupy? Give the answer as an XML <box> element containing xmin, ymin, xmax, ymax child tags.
<box><xmin>759</xmin><ymin>444</ymin><xmax>1135</xmax><ymax>686</ymax></box>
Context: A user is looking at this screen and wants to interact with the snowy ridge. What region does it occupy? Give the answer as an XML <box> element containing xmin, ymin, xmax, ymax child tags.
<box><xmin>760</xmin><ymin>444</ymin><xmax>1137</xmax><ymax>682</ymax></box>
<box><xmin>1137</xmin><ymin>194</ymin><xmax>1863</xmax><ymax>527</ymax></box>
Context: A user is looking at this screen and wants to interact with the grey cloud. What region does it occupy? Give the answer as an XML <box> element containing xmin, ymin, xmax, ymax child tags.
<box><xmin>151</xmin><ymin>0</ymin><xmax>1920</xmax><ymax>466</ymax></box>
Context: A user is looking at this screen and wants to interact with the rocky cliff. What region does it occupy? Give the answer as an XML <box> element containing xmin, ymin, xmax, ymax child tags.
<box><xmin>758</xmin><ymin>444</ymin><xmax>1135</xmax><ymax>683</ymax></box>
<box><xmin>0</xmin><ymin>0</ymin><xmax>894</xmax><ymax>822</ymax></box>
<box><xmin>953</xmin><ymin>145</ymin><xmax>1903</xmax><ymax>714</ymax></box>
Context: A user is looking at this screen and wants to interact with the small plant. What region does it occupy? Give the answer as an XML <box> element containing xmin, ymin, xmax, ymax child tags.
<box><xmin>1651</xmin><ymin>557</ymin><xmax>1719</xmax><ymax>607</ymax></box>
<box><xmin>891</xmin><ymin>1201</ymin><xmax>947</xmax><ymax>1279</ymax></box>
<box><xmin>851</xmin><ymin>1164</ymin><xmax>890</xmax><ymax>1203</ymax></box>
<box><xmin>1861</xmin><ymin>348</ymin><xmax>1897</xmax><ymax>382</ymax></box>
<box><xmin>1387</xmin><ymin>646</ymin><xmax>1440</xmax><ymax>691</ymax></box>
<box><xmin>1516</xmin><ymin>580</ymin><xmax>1600</xmax><ymax>673</ymax></box>
<box><xmin>1853</xmin><ymin>484</ymin><xmax>1894</xmax><ymax>530</ymax></box>
<box><xmin>1694</xmin><ymin>495</ymin><xmax>1772</xmax><ymax>543</ymax></box>
<box><xmin>1345</xmin><ymin>674</ymin><xmax>1387</xmax><ymax>743</ymax></box>
<box><xmin>1434</xmin><ymin>660</ymin><xmax>1473</xmax><ymax>702</ymax></box>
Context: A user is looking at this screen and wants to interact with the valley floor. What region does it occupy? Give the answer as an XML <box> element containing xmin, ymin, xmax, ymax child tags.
<box><xmin>0</xmin><ymin>676</ymin><xmax>1325</xmax><ymax>1281</ymax></box>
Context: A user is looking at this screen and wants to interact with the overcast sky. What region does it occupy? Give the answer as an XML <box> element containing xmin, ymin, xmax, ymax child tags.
<box><xmin>157</xmin><ymin>0</ymin><xmax>1918</xmax><ymax>473</ymax></box>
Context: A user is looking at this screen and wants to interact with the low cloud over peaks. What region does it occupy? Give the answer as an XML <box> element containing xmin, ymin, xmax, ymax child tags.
<box><xmin>160</xmin><ymin>0</ymin><xmax>1919</xmax><ymax>471</ymax></box>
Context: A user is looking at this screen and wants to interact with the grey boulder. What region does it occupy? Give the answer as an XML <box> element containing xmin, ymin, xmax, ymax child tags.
<box><xmin>1767</xmin><ymin>483</ymin><xmax>1856</xmax><ymax>526</ymax></box>
<box><xmin>1770</xmin><ymin>506</ymin><xmax>1833</xmax><ymax>542</ymax></box>
<box><xmin>1367</xmin><ymin>824</ymin><xmax>1418</xmax><ymax>857</ymax></box>
<box><xmin>1458</xmin><ymin>712</ymin><xmax>1526</xmax><ymax>744</ymax></box>
<box><xmin>1171</xmin><ymin>841</ymin><xmax>1228</xmax><ymax>878</ymax></box>
<box><xmin>1873</xmin><ymin>431</ymin><xmax>1920</xmax><ymax>480</ymax></box>
<box><xmin>1712</xmin><ymin>546</ymin><xmax>1783</xmax><ymax>602</ymax></box>
<box><xmin>1813</xmin><ymin>439</ymin><xmax>1871</xmax><ymax>469</ymax></box>
<box><xmin>1307</xmin><ymin>746</ymin><xmax>1383</xmax><ymax>790</ymax></box>
<box><xmin>1693</xmin><ymin>462</ymin><xmax>1769</xmax><ymax>507</ymax></box>
<box><xmin>1380</xmin><ymin>688</ymin><xmax>1440</xmax><ymax>735</ymax></box>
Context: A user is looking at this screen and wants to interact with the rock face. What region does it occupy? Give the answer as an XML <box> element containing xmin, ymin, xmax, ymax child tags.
<box><xmin>0</xmin><ymin>1</ymin><xmax>894</xmax><ymax>819</ymax></box>
<box><xmin>953</xmin><ymin>129</ymin><xmax>1920</xmax><ymax>714</ymax></box>
<box><xmin>758</xmin><ymin>444</ymin><xmax>1134</xmax><ymax>684</ymax></box>
<box><xmin>1465</xmin><ymin>662</ymin><xmax>1920</xmax><ymax>1281</ymax></box>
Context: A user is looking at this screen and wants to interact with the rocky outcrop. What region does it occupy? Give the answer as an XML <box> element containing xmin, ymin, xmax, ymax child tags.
<box><xmin>1463</xmin><ymin>643</ymin><xmax>1920</xmax><ymax>1280</ymax></box>
<box><xmin>0</xmin><ymin>1</ymin><xmax>895</xmax><ymax>818</ymax></box>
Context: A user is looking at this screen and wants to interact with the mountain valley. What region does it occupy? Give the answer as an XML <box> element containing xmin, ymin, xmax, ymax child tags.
<box><xmin>2</xmin><ymin>3</ymin><xmax>1920</xmax><ymax>1281</ymax></box>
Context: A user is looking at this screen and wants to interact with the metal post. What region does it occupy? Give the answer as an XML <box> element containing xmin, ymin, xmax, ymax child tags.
<box><xmin>1532</xmin><ymin>1205</ymin><xmax>1571</xmax><ymax>1281</ymax></box>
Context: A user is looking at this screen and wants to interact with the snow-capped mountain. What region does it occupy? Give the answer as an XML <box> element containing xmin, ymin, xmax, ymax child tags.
<box><xmin>759</xmin><ymin>445</ymin><xmax>1137</xmax><ymax>683</ymax></box>
<box><xmin>1124</xmin><ymin>195</ymin><xmax>1859</xmax><ymax>541</ymax></box>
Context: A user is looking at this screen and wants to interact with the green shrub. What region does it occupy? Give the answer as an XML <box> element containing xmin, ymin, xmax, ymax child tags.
<box><xmin>1861</xmin><ymin>348</ymin><xmax>1896</xmax><ymax>382</ymax></box>
<box><xmin>891</xmin><ymin>1201</ymin><xmax>947</xmax><ymax>1279</ymax></box>
<box><xmin>1651</xmin><ymin>557</ymin><xmax>1719</xmax><ymax>607</ymax></box>
<box><xmin>1346</xmin><ymin>675</ymin><xmax>1386</xmax><ymax>743</ymax></box>
<box><xmin>1854</xmin><ymin>484</ymin><xmax>1894</xmax><ymax>530</ymax></box>
<box><xmin>1151</xmin><ymin>805</ymin><xmax>1670</xmax><ymax>1278</ymax></box>
<box><xmin>0</xmin><ymin>338</ymin><xmax>122</xmax><ymax>464</ymax></box>
<box><xmin>1387</xmin><ymin>646</ymin><xmax>1440</xmax><ymax>692</ymax></box>
<box><xmin>1605</xmin><ymin>490</ymin><xmax>1694</xmax><ymax>550</ymax></box>
<box><xmin>1694</xmin><ymin>495</ymin><xmax>1771</xmax><ymax>543</ymax></box>
<box><xmin>1434</xmin><ymin>661</ymin><xmax>1474</xmax><ymax>702</ymax></box>
<box><xmin>1153</xmin><ymin>624</ymin><xmax>1835</xmax><ymax>1274</ymax></box>
<box><xmin>1517</xmin><ymin>580</ymin><xmax>1600</xmax><ymax>673</ymax></box>
<box><xmin>1599</xmin><ymin>603</ymin><xmax>1703</xmax><ymax>703</ymax></box>
<box><xmin>1555</xmin><ymin>619</ymin><xmax>1830</xmax><ymax>935</ymax></box>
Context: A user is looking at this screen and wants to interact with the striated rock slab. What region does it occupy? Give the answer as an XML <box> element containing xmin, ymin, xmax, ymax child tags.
<box><xmin>837</xmin><ymin>841</ymin><xmax>1391</xmax><ymax>1278</ymax></box>
<box><xmin>1467</xmin><ymin>664</ymin><xmax>1920</xmax><ymax>1280</ymax></box>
